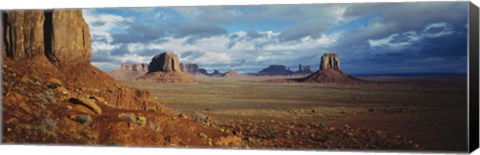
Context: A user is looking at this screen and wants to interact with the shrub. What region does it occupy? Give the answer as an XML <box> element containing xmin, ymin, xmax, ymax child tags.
<box><xmin>36</xmin><ymin>118</ymin><xmax>57</xmax><ymax>133</ymax></box>
<box><xmin>44</xmin><ymin>90</ymin><xmax>56</xmax><ymax>104</ymax></box>
<box><xmin>137</xmin><ymin>116</ymin><xmax>147</xmax><ymax>126</ymax></box>
<box><xmin>118</xmin><ymin>113</ymin><xmax>137</xmax><ymax>123</ymax></box>
<box><xmin>147</xmin><ymin>107</ymin><xmax>157</xmax><ymax>112</ymax></box>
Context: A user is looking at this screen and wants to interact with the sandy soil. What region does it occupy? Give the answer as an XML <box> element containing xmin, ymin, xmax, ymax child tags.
<box><xmin>123</xmin><ymin>75</ymin><xmax>468</xmax><ymax>151</ymax></box>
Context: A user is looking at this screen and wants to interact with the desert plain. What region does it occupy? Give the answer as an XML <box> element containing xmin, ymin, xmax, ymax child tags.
<box><xmin>122</xmin><ymin>75</ymin><xmax>467</xmax><ymax>151</ymax></box>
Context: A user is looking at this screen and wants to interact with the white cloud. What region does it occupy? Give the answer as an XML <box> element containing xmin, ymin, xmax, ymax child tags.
<box><xmin>83</xmin><ymin>9</ymin><xmax>133</xmax><ymax>33</ymax></box>
<box><xmin>368</xmin><ymin>22</ymin><xmax>454</xmax><ymax>50</ymax></box>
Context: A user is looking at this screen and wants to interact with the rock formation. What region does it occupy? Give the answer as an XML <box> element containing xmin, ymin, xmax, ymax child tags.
<box><xmin>258</xmin><ymin>65</ymin><xmax>294</xmax><ymax>76</ymax></box>
<box><xmin>2</xmin><ymin>9</ymin><xmax>238</xmax><ymax>147</ymax></box>
<box><xmin>295</xmin><ymin>64</ymin><xmax>313</xmax><ymax>75</ymax></box>
<box><xmin>2</xmin><ymin>10</ymin><xmax>159</xmax><ymax>111</ymax></box>
<box><xmin>209</xmin><ymin>69</ymin><xmax>223</xmax><ymax>77</ymax></box>
<box><xmin>180</xmin><ymin>63</ymin><xmax>201</xmax><ymax>75</ymax></box>
<box><xmin>222</xmin><ymin>66</ymin><xmax>239</xmax><ymax>77</ymax></box>
<box><xmin>138</xmin><ymin>52</ymin><xmax>195</xmax><ymax>83</ymax></box>
<box><xmin>2</xmin><ymin>10</ymin><xmax>91</xmax><ymax>68</ymax></box>
<box><xmin>107</xmin><ymin>63</ymin><xmax>149</xmax><ymax>80</ymax></box>
<box><xmin>148</xmin><ymin>52</ymin><xmax>181</xmax><ymax>72</ymax></box>
<box><xmin>198</xmin><ymin>68</ymin><xmax>209</xmax><ymax>75</ymax></box>
<box><xmin>320</xmin><ymin>53</ymin><xmax>340</xmax><ymax>71</ymax></box>
<box><xmin>301</xmin><ymin>53</ymin><xmax>363</xmax><ymax>83</ymax></box>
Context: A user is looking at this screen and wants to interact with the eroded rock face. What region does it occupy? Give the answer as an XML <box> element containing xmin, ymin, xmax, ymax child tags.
<box><xmin>2</xmin><ymin>10</ymin><xmax>91</xmax><ymax>68</ymax></box>
<box><xmin>2</xmin><ymin>9</ymin><xmax>159</xmax><ymax>111</ymax></box>
<box><xmin>301</xmin><ymin>53</ymin><xmax>363</xmax><ymax>84</ymax></box>
<box><xmin>320</xmin><ymin>53</ymin><xmax>340</xmax><ymax>71</ymax></box>
<box><xmin>120</xmin><ymin>63</ymin><xmax>149</xmax><ymax>72</ymax></box>
<box><xmin>108</xmin><ymin>63</ymin><xmax>149</xmax><ymax>80</ymax></box>
<box><xmin>180</xmin><ymin>63</ymin><xmax>199</xmax><ymax>74</ymax></box>
<box><xmin>2</xmin><ymin>11</ymin><xmax>45</xmax><ymax>60</ymax></box>
<box><xmin>148</xmin><ymin>52</ymin><xmax>181</xmax><ymax>73</ymax></box>
<box><xmin>139</xmin><ymin>52</ymin><xmax>195</xmax><ymax>83</ymax></box>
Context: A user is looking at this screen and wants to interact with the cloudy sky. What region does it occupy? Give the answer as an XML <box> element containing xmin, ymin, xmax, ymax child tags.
<box><xmin>83</xmin><ymin>2</ymin><xmax>468</xmax><ymax>74</ymax></box>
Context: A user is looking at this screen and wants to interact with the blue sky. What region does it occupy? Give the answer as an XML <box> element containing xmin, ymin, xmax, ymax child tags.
<box><xmin>84</xmin><ymin>2</ymin><xmax>468</xmax><ymax>74</ymax></box>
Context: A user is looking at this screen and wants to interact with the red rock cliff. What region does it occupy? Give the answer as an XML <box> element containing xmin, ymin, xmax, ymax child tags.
<box><xmin>2</xmin><ymin>10</ymin><xmax>160</xmax><ymax>111</ymax></box>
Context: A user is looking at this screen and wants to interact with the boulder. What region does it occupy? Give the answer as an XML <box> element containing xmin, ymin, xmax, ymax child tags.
<box><xmin>68</xmin><ymin>97</ymin><xmax>102</xmax><ymax>114</ymax></box>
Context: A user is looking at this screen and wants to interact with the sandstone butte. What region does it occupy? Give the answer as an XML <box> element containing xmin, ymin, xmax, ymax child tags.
<box><xmin>300</xmin><ymin>53</ymin><xmax>364</xmax><ymax>84</ymax></box>
<box><xmin>1</xmin><ymin>10</ymin><xmax>240</xmax><ymax>147</ymax></box>
<box><xmin>137</xmin><ymin>52</ymin><xmax>196</xmax><ymax>83</ymax></box>
<box><xmin>221</xmin><ymin>66</ymin><xmax>240</xmax><ymax>78</ymax></box>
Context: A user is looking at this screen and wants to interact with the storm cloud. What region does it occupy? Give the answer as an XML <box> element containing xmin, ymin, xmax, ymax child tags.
<box><xmin>84</xmin><ymin>2</ymin><xmax>469</xmax><ymax>74</ymax></box>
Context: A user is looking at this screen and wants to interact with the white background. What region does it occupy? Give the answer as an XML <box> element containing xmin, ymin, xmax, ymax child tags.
<box><xmin>0</xmin><ymin>0</ymin><xmax>479</xmax><ymax>155</ymax></box>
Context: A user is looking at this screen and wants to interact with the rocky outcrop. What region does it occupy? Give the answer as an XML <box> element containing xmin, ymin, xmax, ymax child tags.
<box><xmin>295</xmin><ymin>64</ymin><xmax>313</xmax><ymax>74</ymax></box>
<box><xmin>258</xmin><ymin>65</ymin><xmax>293</xmax><ymax>76</ymax></box>
<box><xmin>148</xmin><ymin>52</ymin><xmax>181</xmax><ymax>73</ymax></box>
<box><xmin>107</xmin><ymin>63</ymin><xmax>149</xmax><ymax>80</ymax></box>
<box><xmin>138</xmin><ymin>52</ymin><xmax>195</xmax><ymax>83</ymax></box>
<box><xmin>209</xmin><ymin>69</ymin><xmax>223</xmax><ymax>77</ymax></box>
<box><xmin>119</xmin><ymin>63</ymin><xmax>149</xmax><ymax>72</ymax></box>
<box><xmin>320</xmin><ymin>53</ymin><xmax>340</xmax><ymax>71</ymax></box>
<box><xmin>2</xmin><ymin>10</ymin><xmax>160</xmax><ymax>111</ymax></box>
<box><xmin>198</xmin><ymin>68</ymin><xmax>208</xmax><ymax>75</ymax></box>
<box><xmin>2</xmin><ymin>10</ymin><xmax>91</xmax><ymax>67</ymax></box>
<box><xmin>301</xmin><ymin>53</ymin><xmax>363</xmax><ymax>84</ymax></box>
<box><xmin>2</xmin><ymin>11</ymin><xmax>45</xmax><ymax>60</ymax></box>
<box><xmin>222</xmin><ymin>66</ymin><xmax>239</xmax><ymax>77</ymax></box>
<box><xmin>180</xmin><ymin>63</ymin><xmax>200</xmax><ymax>74</ymax></box>
<box><xmin>47</xmin><ymin>10</ymin><xmax>91</xmax><ymax>68</ymax></box>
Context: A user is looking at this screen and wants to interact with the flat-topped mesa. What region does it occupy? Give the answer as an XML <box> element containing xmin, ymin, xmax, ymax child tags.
<box><xmin>108</xmin><ymin>63</ymin><xmax>150</xmax><ymax>80</ymax></box>
<box><xmin>148</xmin><ymin>52</ymin><xmax>181</xmax><ymax>73</ymax></box>
<box><xmin>258</xmin><ymin>65</ymin><xmax>294</xmax><ymax>75</ymax></box>
<box><xmin>131</xmin><ymin>63</ymin><xmax>149</xmax><ymax>72</ymax></box>
<box><xmin>138</xmin><ymin>52</ymin><xmax>195</xmax><ymax>83</ymax></box>
<box><xmin>320</xmin><ymin>53</ymin><xmax>340</xmax><ymax>71</ymax></box>
<box><xmin>180</xmin><ymin>63</ymin><xmax>199</xmax><ymax>74</ymax></box>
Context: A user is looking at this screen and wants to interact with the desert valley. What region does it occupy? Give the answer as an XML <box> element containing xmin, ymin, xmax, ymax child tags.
<box><xmin>1</xmin><ymin>7</ymin><xmax>469</xmax><ymax>152</ymax></box>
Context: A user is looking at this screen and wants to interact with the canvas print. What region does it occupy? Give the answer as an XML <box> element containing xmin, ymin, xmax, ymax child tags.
<box><xmin>1</xmin><ymin>1</ymin><xmax>475</xmax><ymax>152</ymax></box>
